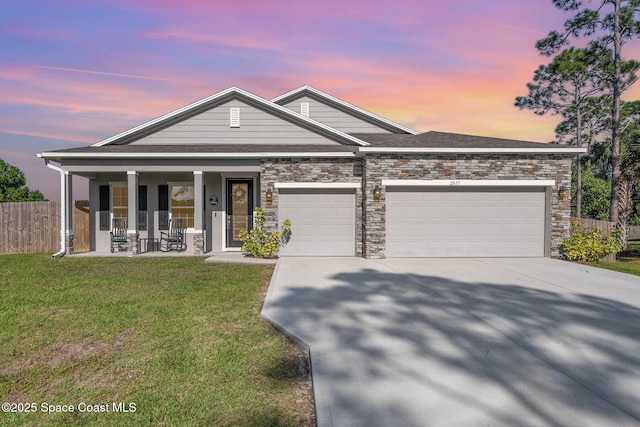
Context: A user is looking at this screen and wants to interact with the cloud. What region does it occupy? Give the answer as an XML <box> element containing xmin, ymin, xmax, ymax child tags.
<box><xmin>0</xmin><ymin>128</ymin><xmax>91</xmax><ymax>145</ymax></box>
<box><xmin>34</xmin><ymin>66</ymin><xmax>189</xmax><ymax>84</ymax></box>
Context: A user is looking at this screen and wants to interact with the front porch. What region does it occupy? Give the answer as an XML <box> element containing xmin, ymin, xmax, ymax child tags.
<box><xmin>57</xmin><ymin>166</ymin><xmax>261</xmax><ymax>256</ymax></box>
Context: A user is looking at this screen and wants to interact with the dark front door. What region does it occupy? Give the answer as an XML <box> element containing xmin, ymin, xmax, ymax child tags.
<box><xmin>226</xmin><ymin>179</ymin><xmax>253</xmax><ymax>248</ymax></box>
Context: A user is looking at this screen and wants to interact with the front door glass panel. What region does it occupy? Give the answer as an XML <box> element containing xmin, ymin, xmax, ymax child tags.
<box><xmin>226</xmin><ymin>179</ymin><xmax>253</xmax><ymax>247</ymax></box>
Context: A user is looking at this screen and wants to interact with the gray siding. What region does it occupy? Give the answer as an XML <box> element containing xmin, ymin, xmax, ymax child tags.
<box><xmin>131</xmin><ymin>100</ymin><xmax>338</xmax><ymax>145</ymax></box>
<box><xmin>282</xmin><ymin>96</ymin><xmax>393</xmax><ymax>134</ymax></box>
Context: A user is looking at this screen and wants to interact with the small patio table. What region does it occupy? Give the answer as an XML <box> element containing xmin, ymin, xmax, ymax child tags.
<box><xmin>140</xmin><ymin>237</ymin><xmax>159</xmax><ymax>253</ymax></box>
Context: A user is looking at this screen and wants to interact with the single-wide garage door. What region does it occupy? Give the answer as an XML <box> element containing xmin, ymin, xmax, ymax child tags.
<box><xmin>278</xmin><ymin>188</ymin><xmax>356</xmax><ymax>256</ymax></box>
<box><xmin>386</xmin><ymin>187</ymin><xmax>546</xmax><ymax>257</ymax></box>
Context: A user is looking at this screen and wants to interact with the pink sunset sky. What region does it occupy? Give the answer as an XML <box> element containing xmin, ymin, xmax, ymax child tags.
<box><xmin>3</xmin><ymin>0</ymin><xmax>640</xmax><ymax>201</ymax></box>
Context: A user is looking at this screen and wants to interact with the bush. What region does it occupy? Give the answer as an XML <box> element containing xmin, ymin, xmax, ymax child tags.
<box><xmin>572</xmin><ymin>167</ymin><xmax>611</xmax><ymax>221</ymax></box>
<box><xmin>238</xmin><ymin>207</ymin><xmax>292</xmax><ymax>258</ymax></box>
<box><xmin>561</xmin><ymin>222</ymin><xmax>622</xmax><ymax>262</ymax></box>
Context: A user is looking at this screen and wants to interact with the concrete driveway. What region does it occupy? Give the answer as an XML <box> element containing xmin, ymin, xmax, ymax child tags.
<box><xmin>262</xmin><ymin>257</ymin><xmax>640</xmax><ymax>427</ymax></box>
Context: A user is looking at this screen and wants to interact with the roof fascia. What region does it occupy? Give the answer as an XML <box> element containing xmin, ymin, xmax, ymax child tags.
<box><xmin>271</xmin><ymin>85</ymin><xmax>420</xmax><ymax>135</ymax></box>
<box><xmin>38</xmin><ymin>151</ymin><xmax>357</xmax><ymax>160</ymax></box>
<box><xmin>93</xmin><ymin>86</ymin><xmax>369</xmax><ymax>147</ymax></box>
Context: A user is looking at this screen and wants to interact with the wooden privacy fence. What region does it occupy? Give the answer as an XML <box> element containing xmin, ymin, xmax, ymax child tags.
<box><xmin>73</xmin><ymin>201</ymin><xmax>90</xmax><ymax>252</ymax></box>
<box><xmin>0</xmin><ymin>201</ymin><xmax>89</xmax><ymax>254</ymax></box>
<box><xmin>570</xmin><ymin>217</ymin><xmax>640</xmax><ymax>240</ymax></box>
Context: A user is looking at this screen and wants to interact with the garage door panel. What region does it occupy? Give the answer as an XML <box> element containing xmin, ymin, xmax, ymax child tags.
<box><xmin>386</xmin><ymin>187</ymin><xmax>545</xmax><ymax>257</ymax></box>
<box><xmin>278</xmin><ymin>189</ymin><xmax>356</xmax><ymax>256</ymax></box>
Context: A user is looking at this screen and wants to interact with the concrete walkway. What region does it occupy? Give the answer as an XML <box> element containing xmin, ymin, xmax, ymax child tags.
<box><xmin>262</xmin><ymin>257</ymin><xmax>640</xmax><ymax>427</ymax></box>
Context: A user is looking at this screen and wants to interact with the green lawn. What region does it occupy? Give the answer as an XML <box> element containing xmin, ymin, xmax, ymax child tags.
<box><xmin>0</xmin><ymin>255</ymin><xmax>313</xmax><ymax>426</ymax></box>
<box><xmin>591</xmin><ymin>258</ymin><xmax>640</xmax><ymax>277</ymax></box>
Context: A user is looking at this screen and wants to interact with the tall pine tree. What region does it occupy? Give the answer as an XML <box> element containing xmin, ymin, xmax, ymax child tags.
<box><xmin>536</xmin><ymin>0</ymin><xmax>640</xmax><ymax>225</ymax></box>
<box><xmin>515</xmin><ymin>46</ymin><xmax>610</xmax><ymax>217</ymax></box>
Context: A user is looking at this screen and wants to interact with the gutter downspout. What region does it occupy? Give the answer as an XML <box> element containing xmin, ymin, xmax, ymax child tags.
<box><xmin>44</xmin><ymin>159</ymin><xmax>66</xmax><ymax>257</ymax></box>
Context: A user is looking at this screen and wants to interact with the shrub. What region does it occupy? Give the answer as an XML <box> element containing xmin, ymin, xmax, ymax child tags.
<box><xmin>561</xmin><ymin>222</ymin><xmax>623</xmax><ymax>262</ymax></box>
<box><xmin>572</xmin><ymin>167</ymin><xmax>611</xmax><ymax>221</ymax></box>
<box><xmin>238</xmin><ymin>207</ymin><xmax>292</xmax><ymax>258</ymax></box>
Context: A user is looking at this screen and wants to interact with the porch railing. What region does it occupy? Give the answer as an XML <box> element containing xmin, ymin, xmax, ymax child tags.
<box><xmin>138</xmin><ymin>211</ymin><xmax>147</xmax><ymax>231</ymax></box>
<box><xmin>98</xmin><ymin>211</ymin><xmax>147</xmax><ymax>231</ymax></box>
<box><xmin>159</xmin><ymin>210</ymin><xmax>169</xmax><ymax>230</ymax></box>
<box><xmin>99</xmin><ymin>210</ymin><xmax>110</xmax><ymax>231</ymax></box>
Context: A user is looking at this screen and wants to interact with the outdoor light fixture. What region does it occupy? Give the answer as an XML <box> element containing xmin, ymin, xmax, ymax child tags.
<box><xmin>558</xmin><ymin>185</ymin><xmax>570</xmax><ymax>201</ymax></box>
<box><xmin>266</xmin><ymin>187</ymin><xmax>273</xmax><ymax>205</ymax></box>
<box><xmin>373</xmin><ymin>185</ymin><xmax>382</xmax><ymax>202</ymax></box>
<box><xmin>208</xmin><ymin>195</ymin><xmax>219</xmax><ymax>206</ymax></box>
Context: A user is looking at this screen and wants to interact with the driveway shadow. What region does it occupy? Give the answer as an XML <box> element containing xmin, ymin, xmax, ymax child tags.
<box><xmin>264</xmin><ymin>261</ymin><xmax>640</xmax><ymax>427</ymax></box>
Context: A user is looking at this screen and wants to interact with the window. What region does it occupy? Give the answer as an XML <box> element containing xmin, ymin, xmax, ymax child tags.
<box><xmin>170</xmin><ymin>184</ymin><xmax>194</xmax><ymax>228</ymax></box>
<box><xmin>111</xmin><ymin>184</ymin><xmax>128</xmax><ymax>227</ymax></box>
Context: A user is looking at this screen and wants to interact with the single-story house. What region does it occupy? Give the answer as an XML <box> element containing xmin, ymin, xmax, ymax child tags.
<box><xmin>38</xmin><ymin>85</ymin><xmax>586</xmax><ymax>258</ymax></box>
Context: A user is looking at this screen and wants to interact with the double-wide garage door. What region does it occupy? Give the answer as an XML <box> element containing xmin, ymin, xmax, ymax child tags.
<box><xmin>278</xmin><ymin>188</ymin><xmax>356</xmax><ymax>256</ymax></box>
<box><xmin>386</xmin><ymin>187</ymin><xmax>546</xmax><ymax>257</ymax></box>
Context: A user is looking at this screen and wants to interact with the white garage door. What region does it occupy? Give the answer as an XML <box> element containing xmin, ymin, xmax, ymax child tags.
<box><xmin>386</xmin><ymin>187</ymin><xmax>546</xmax><ymax>257</ymax></box>
<box><xmin>278</xmin><ymin>188</ymin><xmax>356</xmax><ymax>256</ymax></box>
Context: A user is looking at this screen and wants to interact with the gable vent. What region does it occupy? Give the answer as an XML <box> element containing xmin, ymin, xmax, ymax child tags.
<box><xmin>230</xmin><ymin>107</ymin><xmax>240</xmax><ymax>127</ymax></box>
<box><xmin>300</xmin><ymin>102</ymin><xmax>309</xmax><ymax>117</ymax></box>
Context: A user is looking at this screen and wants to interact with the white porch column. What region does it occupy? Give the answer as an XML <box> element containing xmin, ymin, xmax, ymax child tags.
<box><xmin>64</xmin><ymin>172</ymin><xmax>74</xmax><ymax>255</ymax></box>
<box><xmin>127</xmin><ymin>171</ymin><xmax>139</xmax><ymax>256</ymax></box>
<box><xmin>193</xmin><ymin>171</ymin><xmax>205</xmax><ymax>255</ymax></box>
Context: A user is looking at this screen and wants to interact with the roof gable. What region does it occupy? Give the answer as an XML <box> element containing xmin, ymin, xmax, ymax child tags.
<box><xmin>93</xmin><ymin>87</ymin><xmax>368</xmax><ymax>147</ymax></box>
<box><xmin>271</xmin><ymin>85</ymin><xmax>419</xmax><ymax>135</ymax></box>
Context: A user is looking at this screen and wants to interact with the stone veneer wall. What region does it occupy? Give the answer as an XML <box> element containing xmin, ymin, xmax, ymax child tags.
<box><xmin>65</xmin><ymin>230</ymin><xmax>74</xmax><ymax>255</ymax></box>
<box><xmin>260</xmin><ymin>158</ymin><xmax>363</xmax><ymax>257</ymax></box>
<box><xmin>363</xmin><ymin>154</ymin><xmax>572</xmax><ymax>259</ymax></box>
<box><xmin>193</xmin><ymin>232</ymin><xmax>205</xmax><ymax>255</ymax></box>
<box><xmin>127</xmin><ymin>232</ymin><xmax>139</xmax><ymax>257</ymax></box>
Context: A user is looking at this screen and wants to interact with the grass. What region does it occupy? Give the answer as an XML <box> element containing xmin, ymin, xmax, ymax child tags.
<box><xmin>0</xmin><ymin>255</ymin><xmax>313</xmax><ymax>426</ymax></box>
<box><xmin>591</xmin><ymin>258</ymin><xmax>640</xmax><ymax>277</ymax></box>
<box><xmin>589</xmin><ymin>241</ymin><xmax>640</xmax><ymax>277</ymax></box>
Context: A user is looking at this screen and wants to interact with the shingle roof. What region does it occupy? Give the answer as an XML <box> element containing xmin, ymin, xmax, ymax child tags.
<box><xmin>41</xmin><ymin>131</ymin><xmax>581</xmax><ymax>160</ymax></box>
<box><xmin>350</xmin><ymin>131</ymin><xmax>555</xmax><ymax>149</ymax></box>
